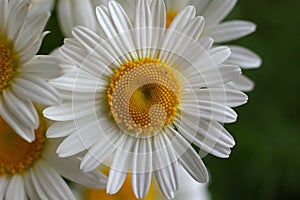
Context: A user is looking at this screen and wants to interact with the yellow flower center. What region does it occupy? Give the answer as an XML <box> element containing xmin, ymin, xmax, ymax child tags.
<box><xmin>166</xmin><ymin>10</ymin><xmax>178</xmax><ymax>28</ymax></box>
<box><xmin>0</xmin><ymin>117</ymin><xmax>46</xmax><ymax>176</ymax></box>
<box><xmin>0</xmin><ymin>33</ymin><xmax>19</xmax><ymax>93</ymax></box>
<box><xmin>107</xmin><ymin>57</ymin><xmax>181</xmax><ymax>134</ymax></box>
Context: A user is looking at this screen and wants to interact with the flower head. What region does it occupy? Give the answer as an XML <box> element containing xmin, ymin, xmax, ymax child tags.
<box><xmin>0</xmin><ymin>0</ymin><xmax>63</xmax><ymax>142</ymax></box>
<box><xmin>44</xmin><ymin>0</ymin><xmax>247</xmax><ymax>198</ymax></box>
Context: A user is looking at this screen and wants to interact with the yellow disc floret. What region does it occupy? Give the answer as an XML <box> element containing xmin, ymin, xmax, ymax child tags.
<box><xmin>0</xmin><ymin>33</ymin><xmax>19</xmax><ymax>93</ymax></box>
<box><xmin>0</xmin><ymin>117</ymin><xmax>46</xmax><ymax>176</ymax></box>
<box><xmin>107</xmin><ymin>57</ymin><xmax>181</xmax><ymax>134</ymax></box>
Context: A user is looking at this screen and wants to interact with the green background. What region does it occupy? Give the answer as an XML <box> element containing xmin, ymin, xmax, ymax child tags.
<box><xmin>39</xmin><ymin>0</ymin><xmax>300</xmax><ymax>199</ymax></box>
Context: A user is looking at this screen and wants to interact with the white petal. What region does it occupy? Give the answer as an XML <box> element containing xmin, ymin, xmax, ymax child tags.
<box><xmin>19</xmin><ymin>31</ymin><xmax>49</xmax><ymax>64</ymax></box>
<box><xmin>56</xmin><ymin>121</ymin><xmax>101</xmax><ymax>157</ymax></box>
<box><xmin>203</xmin><ymin>0</ymin><xmax>237</xmax><ymax>24</ymax></box>
<box><xmin>58</xmin><ymin>0</ymin><xmax>97</xmax><ymax>37</ymax></box>
<box><xmin>168</xmin><ymin>5</ymin><xmax>195</xmax><ymax>32</ymax></box>
<box><xmin>3</xmin><ymin>89</ymin><xmax>38</xmax><ymax>129</ymax></box>
<box><xmin>181</xmin><ymin>16</ymin><xmax>205</xmax><ymax>40</ymax></box>
<box><xmin>33</xmin><ymin>160</ymin><xmax>76</xmax><ymax>200</ymax></box>
<box><xmin>190</xmin><ymin>87</ymin><xmax>248</xmax><ymax>107</ymax></box>
<box><xmin>45</xmin><ymin>143</ymin><xmax>107</xmax><ymax>189</ymax></box>
<box><xmin>174</xmin><ymin>118</ymin><xmax>234</xmax><ymax>158</ymax></box>
<box><xmin>15</xmin><ymin>12</ymin><xmax>50</xmax><ymax>52</ymax></box>
<box><xmin>19</xmin><ymin>55</ymin><xmax>64</xmax><ymax>80</ymax></box>
<box><xmin>227</xmin><ymin>45</ymin><xmax>262</xmax><ymax>69</ymax></box>
<box><xmin>226</xmin><ymin>75</ymin><xmax>255</xmax><ymax>92</ymax></box>
<box><xmin>12</xmin><ymin>74</ymin><xmax>61</xmax><ymax>105</ymax></box>
<box><xmin>0</xmin><ymin>0</ymin><xmax>8</xmax><ymax>31</ymax></box>
<box><xmin>208</xmin><ymin>46</ymin><xmax>231</xmax><ymax>65</ymax></box>
<box><xmin>81</xmin><ymin>130</ymin><xmax>123</xmax><ymax>172</ymax></box>
<box><xmin>166</xmin><ymin>127</ymin><xmax>209</xmax><ymax>183</ymax></box>
<box><xmin>131</xmin><ymin>138</ymin><xmax>152</xmax><ymax>198</ymax></box>
<box><xmin>23</xmin><ymin>171</ymin><xmax>40</xmax><ymax>199</ymax></box>
<box><xmin>154</xmin><ymin>162</ymin><xmax>179</xmax><ymax>199</ymax></box>
<box><xmin>151</xmin><ymin>0</ymin><xmax>166</xmax><ymax>29</ymax></box>
<box><xmin>107</xmin><ymin>135</ymin><xmax>135</xmax><ymax>194</ymax></box>
<box><xmin>109</xmin><ymin>1</ymin><xmax>133</xmax><ymax>33</ymax></box>
<box><xmin>0</xmin><ymin>177</ymin><xmax>9</xmax><ymax>199</ymax></box>
<box><xmin>7</xmin><ymin>0</ymin><xmax>29</xmax><ymax>41</ymax></box>
<box><xmin>6</xmin><ymin>175</ymin><xmax>27</xmax><ymax>200</ymax></box>
<box><xmin>43</xmin><ymin>100</ymin><xmax>99</xmax><ymax>121</ymax></box>
<box><xmin>207</xmin><ymin>20</ymin><xmax>256</xmax><ymax>43</ymax></box>
<box><xmin>0</xmin><ymin>97</ymin><xmax>35</xmax><ymax>142</ymax></box>
<box><xmin>180</xmin><ymin>100</ymin><xmax>238</xmax><ymax>123</ymax></box>
<box><xmin>72</xmin><ymin>26</ymin><xmax>104</xmax><ymax>53</ymax></box>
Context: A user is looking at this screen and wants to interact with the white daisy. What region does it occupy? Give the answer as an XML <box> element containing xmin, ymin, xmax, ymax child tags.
<box><xmin>0</xmin><ymin>0</ymin><xmax>63</xmax><ymax>142</ymax></box>
<box><xmin>44</xmin><ymin>0</ymin><xmax>247</xmax><ymax>199</ymax></box>
<box><xmin>57</xmin><ymin>0</ymin><xmax>261</xmax><ymax>92</ymax></box>
<box><xmin>0</xmin><ymin>115</ymin><xmax>107</xmax><ymax>200</ymax></box>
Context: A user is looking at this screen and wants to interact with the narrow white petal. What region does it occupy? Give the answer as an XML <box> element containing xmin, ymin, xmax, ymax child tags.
<box><xmin>168</xmin><ymin>5</ymin><xmax>195</xmax><ymax>32</ymax></box>
<box><xmin>7</xmin><ymin>0</ymin><xmax>29</xmax><ymax>41</ymax></box>
<box><xmin>56</xmin><ymin>121</ymin><xmax>101</xmax><ymax>157</ymax></box>
<box><xmin>227</xmin><ymin>45</ymin><xmax>262</xmax><ymax>69</ymax></box>
<box><xmin>131</xmin><ymin>138</ymin><xmax>152</xmax><ymax>199</ymax></box>
<box><xmin>6</xmin><ymin>175</ymin><xmax>27</xmax><ymax>200</ymax></box>
<box><xmin>81</xmin><ymin>130</ymin><xmax>123</xmax><ymax>172</ymax></box>
<box><xmin>208</xmin><ymin>46</ymin><xmax>231</xmax><ymax>65</ymax></box>
<box><xmin>0</xmin><ymin>97</ymin><xmax>35</xmax><ymax>142</ymax></box>
<box><xmin>181</xmin><ymin>16</ymin><xmax>205</xmax><ymax>40</ymax></box>
<box><xmin>107</xmin><ymin>135</ymin><xmax>135</xmax><ymax>194</ymax></box>
<box><xmin>181</xmin><ymin>100</ymin><xmax>238</xmax><ymax>123</ymax></box>
<box><xmin>199</xmin><ymin>36</ymin><xmax>214</xmax><ymax>49</ymax></box>
<box><xmin>23</xmin><ymin>171</ymin><xmax>40</xmax><ymax>199</ymax></box>
<box><xmin>207</xmin><ymin>20</ymin><xmax>256</xmax><ymax>43</ymax></box>
<box><xmin>166</xmin><ymin>127</ymin><xmax>209</xmax><ymax>183</ymax></box>
<box><xmin>190</xmin><ymin>87</ymin><xmax>248</xmax><ymax>107</ymax></box>
<box><xmin>15</xmin><ymin>12</ymin><xmax>50</xmax><ymax>52</ymax></box>
<box><xmin>3</xmin><ymin>89</ymin><xmax>38</xmax><ymax>129</ymax></box>
<box><xmin>12</xmin><ymin>75</ymin><xmax>61</xmax><ymax>105</ymax></box>
<box><xmin>43</xmin><ymin>100</ymin><xmax>99</xmax><ymax>121</ymax></box>
<box><xmin>45</xmin><ymin>143</ymin><xmax>107</xmax><ymax>189</ymax></box>
<box><xmin>151</xmin><ymin>0</ymin><xmax>166</xmax><ymax>29</ymax></box>
<box><xmin>19</xmin><ymin>55</ymin><xmax>64</xmax><ymax>80</ymax></box>
<box><xmin>0</xmin><ymin>177</ymin><xmax>9</xmax><ymax>199</ymax></box>
<box><xmin>0</xmin><ymin>0</ymin><xmax>8</xmax><ymax>31</ymax></box>
<box><xmin>19</xmin><ymin>31</ymin><xmax>49</xmax><ymax>63</ymax></box>
<box><xmin>109</xmin><ymin>1</ymin><xmax>133</xmax><ymax>33</ymax></box>
<box><xmin>154</xmin><ymin>162</ymin><xmax>179</xmax><ymax>199</ymax></box>
<box><xmin>203</xmin><ymin>0</ymin><xmax>237</xmax><ymax>24</ymax></box>
<box><xmin>58</xmin><ymin>0</ymin><xmax>97</xmax><ymax>37</ymax></box>
<box><xmin>226</xmin><ymin>75</ymin><xmax>255</xmax><ymax>92</ymax></box>
<box><xmin>29</xmin><ymin>166</ymin><xmax>48</xmax><ymax>199</ymax></box>
<box><xmin>33</xmin><ymin>160</ymin><xmax>76</xmax><ymax>200</ymax></box>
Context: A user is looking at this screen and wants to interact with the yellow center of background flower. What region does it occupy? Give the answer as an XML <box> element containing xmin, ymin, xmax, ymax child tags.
<box><xmin>107</xmin><ymin>57</ymin><xmax>181</xmax><ymax>134</ymax></box>
<box><xmin>0</xmin><ymin>33</ymin><xmax>19</xmax><ymax>93</ymax></box>
<box><xmin>166</xmin><ymin>10</ymin><xmax>178</xmax><ymax>28</ymax></box>
<box><xmin>0</xmin><ymin>117</ymin><xmax>46</xmax><ymax>176</ymax></box>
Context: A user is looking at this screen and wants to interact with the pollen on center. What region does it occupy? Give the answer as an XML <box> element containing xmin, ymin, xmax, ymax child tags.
<box><xmin>107</xmin><ymin>57</ymin><xmax>181</xmax><ymax>134</ymax></box>
<box><xmin>0</xmin><ymin>33</ymin><xmax>19</xmax><ymax>93</ymax></box>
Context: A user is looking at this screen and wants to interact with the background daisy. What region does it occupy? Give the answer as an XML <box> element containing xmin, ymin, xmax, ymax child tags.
<box><xmin>44</xmin><ymin>0</ymin><xmax>247</xmax><ymax>199</ymax></box>
<box><xmin>0</xmin><ymin>114</ymin><xmax>107</xmax><ymax>199</ymax></box>
<box><xmin>0</xmin><ymin>0</ymin><xmax>63</xmax><ymax>142</ymax></box>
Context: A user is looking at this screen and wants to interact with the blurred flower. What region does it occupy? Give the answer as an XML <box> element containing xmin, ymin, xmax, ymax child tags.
<box><xmin>0</xmin><ymin>0</ymin><xmax>63</xmax><ymax>142</ymax></box>
<box><xmin>44</xmin><ymin>0</ymin><xmax>247</xmax><ymax>199</ymax></box>
<box><xmin>0</xmin><ymin>115</ymin><xmax>107</xmax><ymax>199</ymax></box>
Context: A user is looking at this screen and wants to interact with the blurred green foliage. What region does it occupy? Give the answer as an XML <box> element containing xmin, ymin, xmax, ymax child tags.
<box><xmin>39</xmin><ymin>0</ymin><xmax>300</xmax><ymax>199</ymax></box>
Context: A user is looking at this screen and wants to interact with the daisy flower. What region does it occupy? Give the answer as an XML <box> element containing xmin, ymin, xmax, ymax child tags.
<box><xmin>0</xmin><ymin>114</ymin><xmax>107</xmax><ymax>199</ymax></box>
<box><xmin>0</xmin><ymin>0</ymin><xmax>63</xmax><ymax>142</ymax></box>
<box><xmin>57</xmin><ymin>0</ymin><xmax>261</xmax><ymax>92</ymax></box>
<box><xmin>44</xmin><ymin>0</ymin><xmax>247</xmax><ymax>199</ymax></box>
